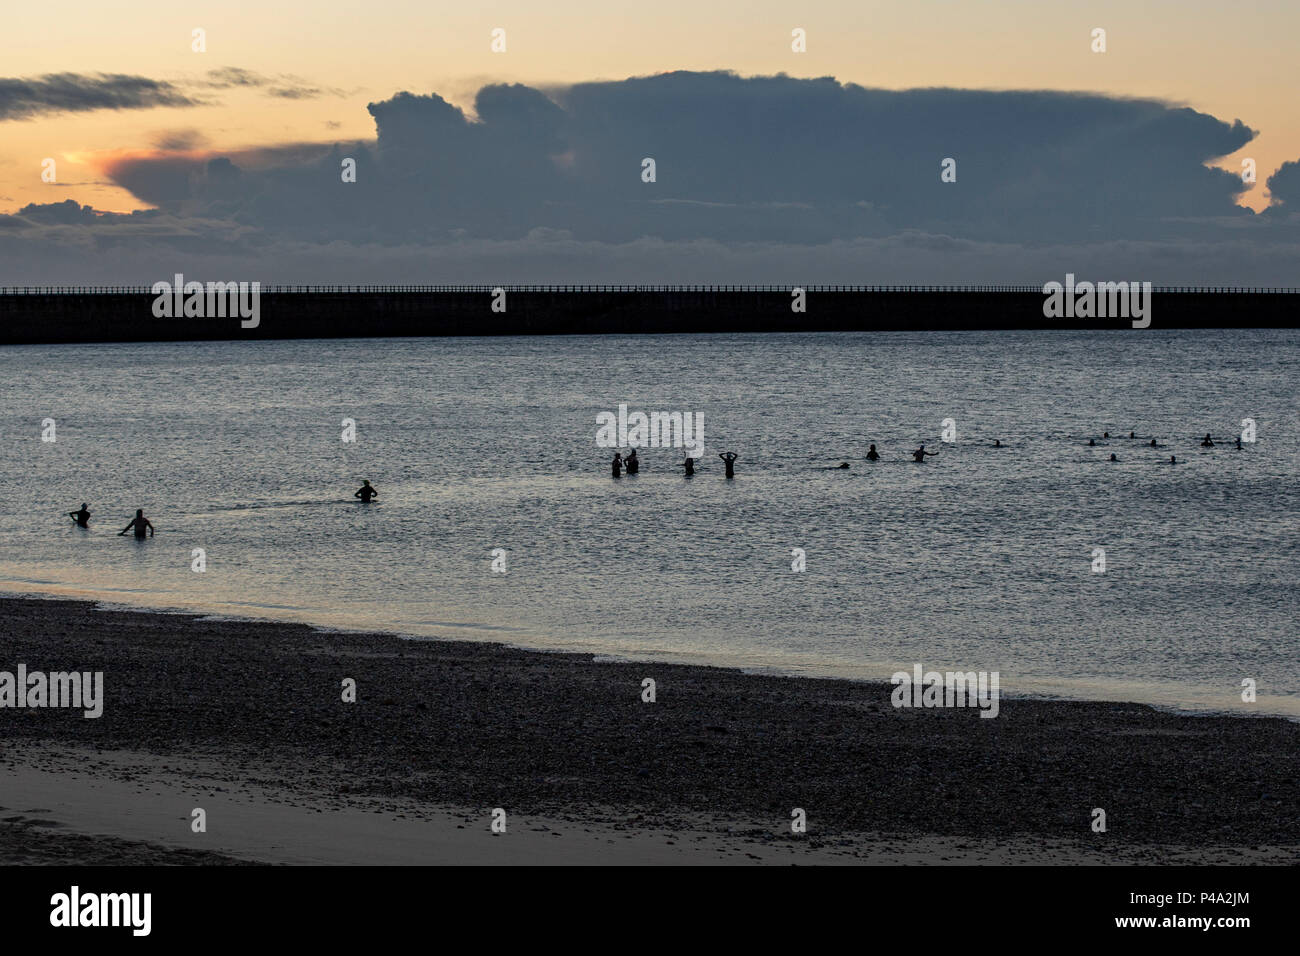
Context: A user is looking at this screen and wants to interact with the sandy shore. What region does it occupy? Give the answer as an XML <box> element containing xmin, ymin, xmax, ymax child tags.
<box><xmin>2</xmin><ymin>596</ymin><xmax>1297</xmax><ymax>865</ymax></box>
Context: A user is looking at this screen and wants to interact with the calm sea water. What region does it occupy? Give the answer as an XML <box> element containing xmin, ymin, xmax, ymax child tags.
<box><xmin>1</xmin><ymin>330</ymin><xmax>1296</xmax><ymax>715</ymax></box>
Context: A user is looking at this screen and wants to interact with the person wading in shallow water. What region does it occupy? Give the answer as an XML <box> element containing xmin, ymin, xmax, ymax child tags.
<box><xmin>67</xmin><ymin>503</ymin><xmax>90</xmax><ymax>527</ymax></box>
<box><xmin>682</xmin><ymin>457</ymin><xmax>695</xmax><ymax>476</ymax></box>
<box><xmin>611</xmin><ymin>452</ymin><xmax>623</xmax><ymax>478</ymax></box>
<box><xmin>355</xmin><ymin>480</ymin><xmax>378</xmax><ymax>502</ymax></box>
<box><xmin>912</xmin><ymin>444</ymin><xmax>938</xmax><ymax>462</ymax></box>
<box><xmin>866</xmin><ymin>444</ymin><xmax>880</xmax><ymax>460</ymax></box>
<box><xmin>719</xmin><ymin>451</ymin><xmax>738</xmax><ymax>478</ymax></box>
<box><xmin>118</xmin><ymin>509</ymin><xmax>153</xmax><ymax>539</ymax></box>
<box><xmin>624</xmin><ymin>449</ymin><xmax>639</xmax><ymax>474</ymax></box>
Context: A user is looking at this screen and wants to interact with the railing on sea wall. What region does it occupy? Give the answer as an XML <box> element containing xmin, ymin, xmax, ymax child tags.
<box><xmin>1</xmin><ymin>285</ymin><xmax>1297</xmax><ymax>295</ymax></box>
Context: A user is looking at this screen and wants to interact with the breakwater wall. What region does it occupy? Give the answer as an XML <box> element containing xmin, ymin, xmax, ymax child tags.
<box><xmin>0</xmin><ymin>286</ymin><xmax>1294</xmax><ymax>344</ymax></box>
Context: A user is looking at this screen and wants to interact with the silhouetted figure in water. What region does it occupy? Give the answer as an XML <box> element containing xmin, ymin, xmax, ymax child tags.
<box><xmin>1235</xmin><ymin>437</ymin><xmax>1243</xmax><ymax>450</ymax></box>
<box><xmin>118</xmin><ymin>509</ymin><xmax>153</xmax><ymax>539</ymax></box>
<box><xmin>67</xmin><ymin>503</ymin><xmax>90</xmax><ymax>527</ymax></box>
<box><xmin>1149</xmin><ymin>439</ymin><xmax>1158</xmax><ymax>448</ymax></box>
<box><xmin>1103</xmin><ymin>432</ymin><xmax>1110</xmax><ymax>438</ymax></box>
<box><xmin>1109</xmin><ymin>454</ymin><xmax>1118</xmax><ymax>462</ymax></box>
<box><xmin>1088</xmin><ymin>439</ymin><xmax>1096</xmax><ymax>446</ymax></box>
<box><xmin>1201</xmin><ymin>434</ymin><xmax>1214</xmax><ymax>447</ymax></box>
<box><xmin>1129</xmin><ymin>431</ymin><xmax>1136</xmax><ymax>439</ymax></box>
<box><xmin>1170</xmin><ymin>455</ymin><xmax>1177</xmax><ymax>464</ymax></box>
<box><xmin>682</xmin><ymin>457</ymin><xmax>695</xmax><ymax>476</ymax></box>
<box><xmin>611</xmin><ymin>453</ymin><xmax>623</xmax><ymax>478</ymax></box>
<box><xmin>866</xmin><ymin>444</ymin><xmax>880</xmax><ymax>461</ymax></box>
<box><xmin>993</xmin><ymin>440</ymin><xmax>1002</xmax><ymax>448</ymax></box>
<box><xmin>355</xmin><ymin>480</ymin><xmax>378</xmax><ymax>502</ymax></box>
<box><xmin>823</xmin><ymin>462</ymin><xmax>850</xmax><ymax>469</ymax></box>
<box><xmin>624</xmin><ymin>449</ymin><xmax>639</xmax><ymax>474</ymax></box>
<box><xmin>912</xmin><ymin>444</ymin><xmax>937</xmax><ymax>462</ymax></box>
<box><xmin>719</xmin><ymin>451</ymin><xmax>738</xmax><ymax>478</ymax></box>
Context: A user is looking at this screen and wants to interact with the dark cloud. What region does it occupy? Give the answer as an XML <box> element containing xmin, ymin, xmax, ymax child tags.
<box><xmin>92</xmin><ymin>71</ymin><xmax>1260</xmax><ymax>247</ymax></box>
<box><xmin>196</xmin><ymin>67</ymin><xmax>343</xmax><ymax>100</ymax></box>
<box><xmin>152</xmin><ymin>129</ymin><xmax>211</xmax><ymax>151</ymax></box>
<box><xmin>1265</xmin><ymin>160</ymin><xmax>1300</xmax><ymax>212</ymax></box>
<box><xmin>0</xmin><ymin>73</ymin><xmax>199</xmax><ymax>121</ymax></box>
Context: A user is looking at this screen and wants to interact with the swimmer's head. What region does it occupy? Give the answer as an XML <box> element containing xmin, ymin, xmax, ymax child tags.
<box><xmin>135</xmin><ymin>509</ymin><xmax>143</xmax><ymax>517</ymax></box>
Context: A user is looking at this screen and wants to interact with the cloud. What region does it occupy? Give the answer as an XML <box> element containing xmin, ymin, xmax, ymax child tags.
<box><xmin>195</xmin><ymin>67</ymin><xmax>344</xmax><ymax>100</ymax></box>
<box><xmin>0</xmin><ymin>73</ymin><xmax>199</xmax><ymax>121</ymax></box>
<box><xmin>88</xmin><ymin>71</ymin><xmax>1261</xmax><ymax>247</ymax></box>
<box><xmin>7</xmin><ymin>71</ymin><xmax>1299</xmax><ymax>283</ymax></box>
<box><xmin>152</xmin><ymin>129</ymin><xmax>211</xmax><ymax>151</ymax></box>
<box><xmin>1265</xmin><ymin>160</ymin><xmax>1300</xmax><ymax>212</ymax></box>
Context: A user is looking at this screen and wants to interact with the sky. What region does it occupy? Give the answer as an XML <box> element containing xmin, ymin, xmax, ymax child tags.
<box><xmin>2</xmin><ymin>0</ymin><xmax>1298</xmax><ymax>284</ymax></box>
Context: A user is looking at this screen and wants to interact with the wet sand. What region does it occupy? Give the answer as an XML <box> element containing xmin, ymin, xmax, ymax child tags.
<box><xmin>2</xmin><ymin>597</ymin><xmax>1297</xmax><ymax>864</ymax></box>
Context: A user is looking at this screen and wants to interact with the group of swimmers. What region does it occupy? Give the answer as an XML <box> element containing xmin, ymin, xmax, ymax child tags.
<box><xmin>611</xmin><ymin>444</ymin><xmax>945</xmax><ymax>477</ymax></box>
<box><xmin>1084</xmin><ymin>430</ymin><xmax>1242</xmax><ymax>463</ymax></box>
<box><xmin>66</xmin><ymin>504</ymin><xmax>155</xmax><ymax>538</ymax></box>
<box><xmin>610</xmin><ymin>450</ymin><xmax>740</xmax><ymax>477</ymax></box>
<box><xmin>67</xmin><ymin>480</ymin><xmax>382</xmax><ymax>539</ymax></box>
<box><xmin>607</xmin><ymin>431</ymin><xmax>1244</xmax><ymax>476</ymax></box>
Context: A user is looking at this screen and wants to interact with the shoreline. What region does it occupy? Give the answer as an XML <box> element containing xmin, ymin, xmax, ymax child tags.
<box><xmin>2</xmin><ymin>595</ymin><xmax>1298</xmax><ymax>864</ymax></box>
<box><xmin>2</xmin><ymin>585</ymin><xmax>1290</xmax><ymax>722</ymax></box>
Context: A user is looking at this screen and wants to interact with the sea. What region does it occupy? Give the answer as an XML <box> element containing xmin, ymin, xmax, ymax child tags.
<box><xmin>1</xmin><ymin>329</ymin><xmax>1296</xmax><ymax>716</ymax></box>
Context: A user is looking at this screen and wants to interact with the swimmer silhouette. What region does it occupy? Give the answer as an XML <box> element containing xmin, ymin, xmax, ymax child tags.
<box><xmin>682</xmin><ymin>456</ymin><xmax>695</xmax><ymax>476</ymax></box>
<box><xmin>1235</xmin><ymin>437</ymin><xmax>1243</xmax><ymax>450</ymax></box>
<box><xmin>611</xmin><ymin>453</ymin><xmax>623</xmax><ymax>478</ymax></box>
<box><xmin>866</xmin><ymin>444</ymin><xmax>880</xmax><ymax>461</ymax></box>
<box><xmin>118</xmin><ymin>509</ymin><xmax>153</xmax><ymax>539</ymax></box>
<box><xmin>1129</xmin><ymin>432</ymin><xmax>1136</xmax><ymax>439</ymax></box>
<box><xmin>1103</xmin><ymin>432</ymin><xmax>1110</xmax><ymax>438</ymax></box>
<box><xmin>67</xmin><ymin>503</ymin><xmax>90</xmax><ymax>527</ymax></box>
<box><xmin>912</xmin><ymin>444</ymin><xmax>938</xmax><ymax>462</ymax></box>
<box><xmin>1109</xmin><ymin>454</ymin><xmax>1118</xmax><ymax>462</ymax></box>
<box><xmin>993</xmin><ymin>440</ymin><xmax>1002</xmax><ymax>448</ymax></box>
<box><xmin>1149</xmin><ymin>439</ymin><xmax>1158</xmax><ymax>448</ymax></box>
<box><xmin>822</xmin><ymin>462</ymin><xmax>850</xmax><ymax>469</ymax></box>
<box><xmin>355</xmin><ymin>480</ymin><xmax>378</xmax><ymax>502</ymax></box>
<box><xmin>1201</xmin><ymin>434</ymin><xmax>1214</xmax><ymax>447</ymax></box>
<box><xmin>624</xmin><ymin>449</ymin><xmax>639</xmax><ymax>474</ymax></box>
<box><xmin>719</xmin><ymin>451</ymin><xmax>738</xmax><ymax>478</ymax></box>
<box><xmin>1170</xmin><ymin>455</ymin><xmax>1177</xmax><ymax>464</ymax></box>
<box><xmin>1088</xmin><ymin>439</ymin><xmax>1096</xmax><ymax>446</ymax></box>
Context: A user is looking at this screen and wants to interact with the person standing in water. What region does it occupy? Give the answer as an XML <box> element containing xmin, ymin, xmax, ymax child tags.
<box><xmin>1235</xmin><ymin>437</ymin><xmax>1243</xmax><ymax>450</ymax></box>
<box><xmin>1201</xmin><ymin>433</ymin><xmax>1214</xmax><ymax>447</ymax></box>
<box><xmin>118</xmin><ymin>509</ymin><xmax>153</xmax><ymax>538</ymax></box>
<box><xmin>1109</xmin><ymin>454</ymin><xmax>1118</xmax><ymax>462</ymax></box>
<box><xmin>912</xmin><ymin>444</ymin><xmax>938</xmax><ymax>462</ymax></box>
<box><xmin>682</xmin><ymin>457</ymin><xmax>695</xmax><ymax>476</ymax></box>
<box><xmin>67</xmin><ymin>503</ymin><xmax>90</xmax><ymax>527</ymax></box>
<box><xmin>624</xmin><ymin>449</ymin><xmax>640</xmax><ymax>474</ymax></box>
<box><xmin>1170</xmin><ymin>455</ymin><xmax>1177</xmax><ymax>464</ymax></box>
<box><xmin>993</xmin><ymin>440</ymin><xmax>1002</xmax><ymax>448</ymax></box>
<box><xmin>719</xmin><ymin>451</ymin><xmax>738</xmax><ymax>478</ymax></box>
<box><xmin>611</xmin><ymin>452</ymin><xmax>623</xmax><ymax>478</ymax></box>
<box><xmin>355</xmin><ymin>480</ymin><xmax>378</xmax><ymax>502</ymax></box>
<box><xmin>866</xmin><ymin>444</ymin><xmax>880</xmax><ymax>460</ymax></box>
